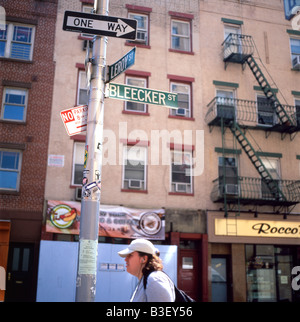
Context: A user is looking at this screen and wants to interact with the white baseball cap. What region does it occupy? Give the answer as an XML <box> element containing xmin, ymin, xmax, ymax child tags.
<box><xmin>118</xmin><ymin>239</ymin><xmax>157</xmax><ymax>258</ymax></box>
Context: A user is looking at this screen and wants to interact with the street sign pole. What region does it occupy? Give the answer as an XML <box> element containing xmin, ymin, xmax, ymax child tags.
<box><xmin>75</xmin><ymin>0</ymin><xmax>108</xmax><ymax>302</ymax></box>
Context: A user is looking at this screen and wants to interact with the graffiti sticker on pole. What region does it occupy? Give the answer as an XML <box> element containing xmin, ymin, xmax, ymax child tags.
<box><xmin>60</xmin><ymin>105</ymin><xmax>88</xmax><ymax>136</ymax></box>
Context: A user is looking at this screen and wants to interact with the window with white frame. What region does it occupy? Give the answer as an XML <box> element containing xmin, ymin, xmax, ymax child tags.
<box><xmin>170</xmin><ymin>82</ymin><xmax>191</xmax><ymax>117</ymax></box>
<box><xmin>0</xmin><ymin>150</ymin><xmax>22</xmax><ymax>191</ymax></box>
<box><xmin>128</xmin><ymin>13</ymin><xmax>148</xmax><ymax>45</ymax></box>
<box><xmin>260</xmin><ymin>157</ymin><xmax>281</xmax><ymax>199</ymax></box>
<box><xmin>125</xmin><ymin>77</ymin><xmax>147</xmax><ymax>113</ymax></box>
<box><xmin>123</xmin><ymin>145</ymin><xmax>147</xmax><ymax>190</ymax></box>
<box><xmin>72</xmin><ymin>142</ymin><xmax>85</xmax><ymax>185</ymax></box>
<box><xmin>0</xmin><ymin>23</ymin><xmax>35</xmax><ymax>60</ymax></box>
<box><xmin>171</xmin><ymin>19</ymin><xmax>191</xmax><ymax>52</ymax></box>
<box><xmin>77</xmin><ymin>71</ymin><xmax>88</xmax><ymax>106</ymax></box>
<box><xmin>171</xmin><ymin>151</ymin><xmax>192</xmax><ymax>193</ymax></box>
<box><xmin>216</xmin><ymin>89</ymin><xmax>236</xmax><ymax>120</ymax></box>
<box><xmin>223</xmin><ymin>25</ymin><xmax>242</xmax><ymax>59</ymax></box>
<box><xmin>290</xmin><ymin>38</ymin><xmax>300</xmax><ymax>68</ymax></box>
<box><xmin>1</xmin><ymin>87</ymin><xmax>28</xmax><ymax>122</ymax></box>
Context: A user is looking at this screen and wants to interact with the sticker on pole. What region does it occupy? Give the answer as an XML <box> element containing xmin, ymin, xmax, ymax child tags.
<box><xmin>60</xmin><ymin>105</ymin><xmax>88</xmax><ymax>136</ymax></box>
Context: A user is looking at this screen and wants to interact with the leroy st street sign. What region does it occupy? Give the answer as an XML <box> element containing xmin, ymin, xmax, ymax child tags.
<box><xmin>108</xmin><ymin>83</ymin><xmax>178</xmax><ymax>108</ymax></box>
<box><xmin>107</xmin><ymin>47</ymin><xmax>136</xmax><ymax>82</ymax></box>
<box><xmin>63</xmin><ymin>11</ymin><xmax>137</xmax><ymax>39</ymax></box>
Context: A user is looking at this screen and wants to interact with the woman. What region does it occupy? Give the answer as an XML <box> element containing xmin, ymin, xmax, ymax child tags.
<box><xmin>118</xmin><ymin>238</ymin><xmax>175</xmax><ymax>302</ymax></box>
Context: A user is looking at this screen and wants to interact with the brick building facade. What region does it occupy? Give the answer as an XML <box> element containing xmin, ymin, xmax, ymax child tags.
<box><xmin>0</xmin><ymin>0</ymin><xmax>57</xmax><ymax>301</ymax></box>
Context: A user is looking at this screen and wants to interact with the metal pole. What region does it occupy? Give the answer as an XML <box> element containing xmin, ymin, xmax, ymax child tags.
<box><xmin>75</xmin><ymin>0</ymin><xmax>109</xmax><ymax>302</ymax></box>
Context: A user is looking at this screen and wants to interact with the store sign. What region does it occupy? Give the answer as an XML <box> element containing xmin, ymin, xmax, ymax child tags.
<box><xmin>45</xmin><ymin>200</ymin><xmax>165</xmax><ymax>240</ymax></box>
<box><xmin>215</xmin><ymin>218</ymin><xmax>300</xmax><ymax>238</ymax></box>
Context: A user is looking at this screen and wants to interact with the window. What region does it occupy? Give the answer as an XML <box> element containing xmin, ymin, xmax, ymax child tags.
<box><xmin>218</xmin><ymin>156</ymin><xmax>238</xmax><ymax>195</ymax></box>
<box><xmin>290</xmin><ymin>38</ymin><xmax>300</xmax><ymax>67</ymax></box>
<box><xmin>125</xmin><ymin>76</ymin><xmax>147</xmax><ymax>113</ymax></box>
<box><xmin>223</xmin><ymin>25</ymin><xmax>242</xmax><ymax>59</ymax></box>
<box><xmin>260</xmin><ymin>157</ymin><xmax>281</xmax><ymax>199</ymax></box>
<box><xmin>128</xmin><ymin>13</ymin><xmax>149</xmax><ymax>45</ymax></box>
<box><xmin>0</xmin><ymin>150</ymin><xmax>22</xmax><ymax>191</ymax></box>
<box><xmin>1</xmin><ymin>87</ymin><xmax>28</xmax><ymax>122</ymax></box>
<box><xmin>171</xmin><ymin>19</ymin><xmax>191</xmax><ymax>52</ymax></box>
<box><xmin>216</xmin><ymin>89</ymin><xmax>236</xmax><ymax>120</ymax></box>
<box><xmin>122</xmin><ymin>146</ymin><xmax>147</xmax><ymax>191</ymax></box>
<box><xmin>72</xmin><ymin>142</ymin><xmax>85</xmax><ymax>186</ymax></box>
<box><xmin>81</xmin><ymin>6</ymin><xmax>94</xmax><ymax>39</ymax></box>
<box><xmin>0</xmin><ymin>23</ymin><xmax>35</xmax><ymax>60</ymax></box>
<box><xmin>77</xmin><ymin>71</ymin><xmax>88</xmax><ymax>106</ymax></box>
<box><xmin>257</xmin><ymin>94</ymin><xmax>275</xmax><ymax>127</ymax></box>
<box><xmin>171</xmin><ymin>151</ymin><xmax>192</xmax><ymax>194</ymax></box>
<box><xmin>170</xmin><ymin>82</ymin><xmax>191</xmax><ymax>117</ymax></box>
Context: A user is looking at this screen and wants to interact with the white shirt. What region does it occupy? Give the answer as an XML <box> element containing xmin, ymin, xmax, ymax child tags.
<box><xmin>130</xmin><ymin>271</ymin><xmax>175</xmax><ymax>302</ymax></box>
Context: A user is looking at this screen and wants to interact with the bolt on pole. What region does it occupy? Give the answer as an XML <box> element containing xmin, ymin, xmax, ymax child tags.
<box><xmin>75</xmin><ymin>0</ymin><xmax>109</xmax><ymax>302</ymax></box>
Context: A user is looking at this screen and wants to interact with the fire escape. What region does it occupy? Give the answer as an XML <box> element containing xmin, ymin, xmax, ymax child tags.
<box><xmin>205</xmin><ymin>34</ymin><xmax>300</xmax><ymax>219</ymax></box>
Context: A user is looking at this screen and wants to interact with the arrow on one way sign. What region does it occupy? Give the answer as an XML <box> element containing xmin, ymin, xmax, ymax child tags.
<box><xmin>63</xmin><ymin>11</ymin><xmax>137</xmax><ymax>39</ymax></box>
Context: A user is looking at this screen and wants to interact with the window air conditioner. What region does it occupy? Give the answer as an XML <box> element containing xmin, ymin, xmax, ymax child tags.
<box><xmin>128</xmin><ymin>180</ymin><xmax>142</xmax><ymax>189</ymax></box>
<box><xmin>75</xmin><ymin>187</ymin><xmax>82</xmax><ymax>201</ymax></box>
<box><xmin>225</xmin><ymin>184</ymin><xmax>239</xmax><ymax>195</ymax></box>
<box><xmin>292</xmin><ymin>56</ymin><xmax>300</xmax><ymax>70</ymax></box>
<box><xmin>175</xmin><ymin>183</ymin><xmax>188</xmax><ymax>193</ymax></box>
<box><xmin>135</xmin><ymin>31</ymin><xmax>147</xmax><ymax>43</ymax></box>
<box><xmin>176</xmin><ymin>108</ymin><xmax>186</xmax><ymax>116</ymax></box>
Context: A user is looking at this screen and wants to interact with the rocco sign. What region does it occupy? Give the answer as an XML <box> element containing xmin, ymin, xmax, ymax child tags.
<box><xmin>215</xmin><ymin>218</ymin><xmax>300</xmax><ymax>238</ymax></box>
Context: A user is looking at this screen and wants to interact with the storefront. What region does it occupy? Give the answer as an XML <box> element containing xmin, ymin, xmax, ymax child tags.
<box><xmin>42</xmin><ymin>201</ymin><xmax>208</xmax><ymax>302</ymax></box>
<box><xmin>207</xmin><ymin>211</ymin><xmax>300</xmax><ymax>302</ymax></box>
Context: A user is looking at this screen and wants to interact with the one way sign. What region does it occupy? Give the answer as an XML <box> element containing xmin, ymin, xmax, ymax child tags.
<box><xmin>63</xmin><ymin>11</ymin><xmax>137</xmax><ymax>39</ymax></box>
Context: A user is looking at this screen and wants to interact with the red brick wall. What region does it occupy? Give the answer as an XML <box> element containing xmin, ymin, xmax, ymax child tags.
<box><xmin>0</xmin><ymin>0</ymin><xmax>57</xmax><ymax>216</ymax></box>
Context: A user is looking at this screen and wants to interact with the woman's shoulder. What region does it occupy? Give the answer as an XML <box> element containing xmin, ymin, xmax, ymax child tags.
<box><xmin>147</xmin><ymin>271</ymin><xmax>173</xmax><ymax>283</ymax></box>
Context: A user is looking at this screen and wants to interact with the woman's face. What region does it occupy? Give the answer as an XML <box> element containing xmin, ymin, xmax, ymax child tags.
<box><xmin>125</xmin><ymin>251</ymin><xmax>146</xmax><ymax>278</ymax></box>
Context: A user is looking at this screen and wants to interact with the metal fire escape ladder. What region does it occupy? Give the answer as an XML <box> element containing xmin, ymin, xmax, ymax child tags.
<box><xmin>229</xmin><ymin>122</ymin><xmax>287</xmax><ymax>202</ymax></box>
<box><xmin>246</xmin><ymin>56</ymin><xmax>296</xmax><ymax>130</ymax></box>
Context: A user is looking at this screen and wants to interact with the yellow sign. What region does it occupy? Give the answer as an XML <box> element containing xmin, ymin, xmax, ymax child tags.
<box><xmin>215</xmin><ymin>219</ymin><xmax>300</xmax><ymax>238</ymax></box>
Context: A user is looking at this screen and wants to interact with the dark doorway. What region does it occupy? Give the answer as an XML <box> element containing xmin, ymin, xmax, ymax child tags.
<box><xmin>5</xmin><ymin>243</ymin><xmax>35</xmax><ymax>302</ymax></box>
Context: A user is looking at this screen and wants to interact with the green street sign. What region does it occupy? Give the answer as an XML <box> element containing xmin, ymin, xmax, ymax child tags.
<box><xmin>108</xmin><ymin>83</ymin><xmax>178</xmax><ymax>108</ymax></box>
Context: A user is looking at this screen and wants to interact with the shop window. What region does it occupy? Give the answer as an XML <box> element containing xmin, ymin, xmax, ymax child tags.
<box><xmin>246</xmin><ymin>245</ymin><xmax>300</xmax><ymax>302</ymax></box>
<box><xmin>211</xmin><ymin>257</ymin><xmax>229</xmax><ymax>302</ymax></box>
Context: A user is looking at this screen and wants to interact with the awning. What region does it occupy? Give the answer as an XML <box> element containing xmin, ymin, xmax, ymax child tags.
<box><xmin>45</xmin><ymin>200</ymin><xmax>165</xmax><ymax>240</ymax></box>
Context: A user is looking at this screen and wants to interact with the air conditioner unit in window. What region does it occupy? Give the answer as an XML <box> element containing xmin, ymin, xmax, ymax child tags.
<box><xmin>128</xmin><ymin>180</ymin><xmax>143</xmax><ymax>189</ymax></box>
<box><xmin>135</xmin><ymin>31</ymin><xmax>147</xmax><ymax>43</ymax></box>
<box><xmin>176</xmin><ymin>108</ymin><xmax>186</xmax><ymax>116</ymax></box>
<box><xmin>225</xmin><ymin>184</ymin><xmax>239</xmax><ymax>196</ymax></box>
<box><xmin>75</xmin><ymin>187</ymin><xmax>82</xmax><ymax>201</ymax></box>
<box><xmin>292</xmin><ymin>56</ymin><xmax>300</xmax><ymax>70</ymax></box>
<box><xmin>175</xmin><ymin>183</ymin><xmax>188</xmax><ymax>193</ymax></box>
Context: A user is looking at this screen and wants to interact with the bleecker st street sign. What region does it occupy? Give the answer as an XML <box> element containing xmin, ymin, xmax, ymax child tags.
<box><xmin>63</xmin><ymin>11</ymin><xmax>137</xmax><ymax>39</ymax></box>
<box><xmin>108</xmin><ymin>83</ymin><xmax>178</xmax><ymax>108</ymax></box>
